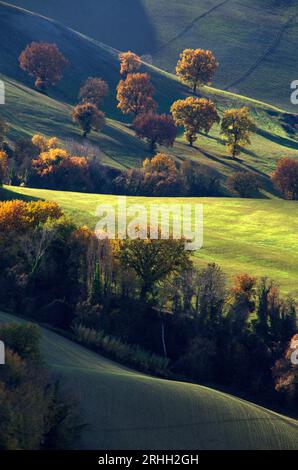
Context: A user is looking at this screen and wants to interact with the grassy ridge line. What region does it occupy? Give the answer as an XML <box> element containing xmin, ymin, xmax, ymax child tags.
<box><xmin>0</xmin><ymin>311</ymin><xmax>297</xmax><ymax>450</ymax></box>
<box><xmin>3</xmin><ymin>186</ymin><xmax>298</xmax><ymax>296</ymax></box>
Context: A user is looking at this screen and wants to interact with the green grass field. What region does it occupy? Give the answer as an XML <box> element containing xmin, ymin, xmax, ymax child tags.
<box><xmin>6</xmin><ymin>0</ymin><xmax>298</xmax><ymax>111</ymax></box>
<box><xmin>0</xmin><ymin>311</ymin><xmax>297</xmax><ymax>449</ymax></box>
<box><xmin>4</xmin><ymin>185</ymin><xmax>298</xmax><ymax>296</ymax></box>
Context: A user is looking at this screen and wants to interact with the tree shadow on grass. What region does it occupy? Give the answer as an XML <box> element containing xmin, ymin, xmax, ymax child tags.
<box><xmin>0</xmin><ymin>187</ymin><xmax>42</xmax><ymax>202</ymax></box>
<box><xmin>256</xmin><ymin>128</ymin><xmax>298</xmax><ymax>150</ymax></box>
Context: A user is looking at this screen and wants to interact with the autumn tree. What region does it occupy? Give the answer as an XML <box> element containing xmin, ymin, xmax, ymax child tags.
<box><xmin>0</xmin><ymin>151</ymin><xmax>8</xmax><ymax>185</ymax></box>
<box><xmin>117</xmin><ymin>73</ymin><xmax>157</xmax><ymax>117</ymax></box>
<box><xmin>220</xmin><ymin>107</ymin><xmax>256</xmax><ymax>158</ymax></box>
<box><xmin>273</xmin><ymin>334</ymin><xmax>298</xmax><ymax>405</ymax></box>
<box><xmin>133</xmin><ymin>112</ymin><xmax>177</xmax><ymax>152</ymax></box>
<box><xmin>143</xmin><ymin>153</ymin><xmax>177</xmax><ymax>175</ymax></box>
<box><xmin>79</xmin><ymin>77</ymin><xmax>109</xmax><ymax>108</ymax></box>
<box><xmin>0</xmin><ymin>200</ymin><xmax>62</xmax><ymax>238</ymax></box>
<box><xmin>171</xmin><ymin>97</ymin><xmax>219</xmax><ymax>147</ymax></box>
<box><xmin>32</xmin><ymin>148</ymin><xmax>69</xmax><ymax>175</ymax></box>
<box><xmin>227</xmin><ymin>171</ymin><xmax>259</xmax><ymax>197</ymax></box>
<box><xmin>120</xmin><ymin>237</ymin><xmax>191</xmax><ymax>301</ymax></box>
<box><xmin>72</xmin><ymin>103</ymin><xmax>105</xmax><ymax>138</ymax></box>
<box><xmin>32</xmin><ymin>134</ymin><xmax>58</xmax><ymax>152</ymax></box>
<box><xmin>141</xmin><ymin>153</ymin><xmax>182</xmax><ymax>196</ymax></box>
<box><xmin>227</xmin><ymin>274</ymin><xmax>257</xmax><ymax>333</ymax></box>
<box><xmin>176</xmin><ymin>48</ymin><xmax>218</xmax><ymax>94</ymax></box>
<box><xmin>119</xmin><ymin>51</ymin><xmax>141</xmax><ymax>76</ymax></box>
<box><xmin>19</xmin><ymin>42</ymin><xmax>68</xmax><ymax>92</ymax></box>
<box><xmin>271</xmin><ymin>157</ymin><xmax>298</xmax><ymax>200</ymax></box>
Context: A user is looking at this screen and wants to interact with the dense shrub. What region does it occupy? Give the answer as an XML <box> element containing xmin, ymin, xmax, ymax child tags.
<box><xmin>271</xmin><ymin>157</ymin><xmax>298</xmax><ymax>200</ymax></box>
<box><xmin>227</xmin><ymin>171</ymin><xmax>260</xmax><ymax>197</ymax></box>
<box><xmin>73</xmin><ymin>324</ymin><xmax>170</xmax><ymax>377</ymax></box>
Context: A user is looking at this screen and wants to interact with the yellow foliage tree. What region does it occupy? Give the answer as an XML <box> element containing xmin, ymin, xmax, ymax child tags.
<box><xmin>0</xmin><ymin>200</ymin><xmax>63</xmax><ymax>237</ymax></box>
<box><xmin>32</xmin><ymin>134</ymin><xmax>58</xmax><ymax>152</ymax></box>
<box><xmin>171</xmin><ymin>97</ymin><xmax>219</xmax><ymax>146</ymax></box>
<box><xmin>220</xmin><ymin>107</ymin><xmax>256</xmax><ymax>158</ymax></box>
<box><xmin>143</xmin><ymin>153</ymin><xmax>177</xmax><ymax>175</ymax></box>
<box><xmin>176</xmin><ymin>48</ymin><xmax>218</xmax><ymax>93</ymax></box>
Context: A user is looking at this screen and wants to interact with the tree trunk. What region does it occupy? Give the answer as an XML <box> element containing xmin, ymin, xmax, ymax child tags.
<box><xmin>161</xmin><ymin>320</ymin><xmax>167</xmax><ymax>357</ymax></box>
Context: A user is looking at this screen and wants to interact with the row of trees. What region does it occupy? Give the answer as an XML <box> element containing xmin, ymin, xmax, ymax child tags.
<box><xmin>1</xmin><ymin>123</ymin><xmax>297</xmax><ymax>199</ymax></box>
<box><xmin>0</xmin><ymin>199</ymin><xmax>296</xmax><ymax>409</ymax></box>
<box><xmin>18</xmin><ymin>42</ymin><xmax>257</xmax><ymax>158</ymax></box>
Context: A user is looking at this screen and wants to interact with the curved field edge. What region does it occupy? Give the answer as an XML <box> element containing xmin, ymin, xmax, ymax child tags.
<box><xmin>3</xmin><ymin>185</ymin><xmax>298</xmax><ymax>296</ymax></box>
<box><xmin>0</xmin><ymin>311</ymin><xmax>297</xmax><ymax>450</ymax></box>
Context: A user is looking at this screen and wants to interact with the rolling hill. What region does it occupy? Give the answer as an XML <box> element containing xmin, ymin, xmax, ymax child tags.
<box><xmin>6</xmin><ymin>0</ymin><xmax>298</xmax><ymax>111</ymax></box>
<box><xmin>0</xmin><ymin>1</ymin><xmax>297</xmax><ymax>190</ymax></box>
<box><xmin>0</xmin><ymin>311</ymin><xmax>297</xmax><ymax>449</ymax></box>
<box><xmin>3</xmin><ymin>185</ymin><xmax>298</xmax><ymax>296</ymax></box>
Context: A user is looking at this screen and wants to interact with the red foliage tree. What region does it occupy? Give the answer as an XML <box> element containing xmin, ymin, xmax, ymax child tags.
<box><xmin>19</xmin><ymin>42</ymin><xmax>68</xmax><ymax>92</ymax></box>
<box><xmin>79</xmin><ymin>77</ymin><xmax>109</xmax><ymax>108</ymax></box>
<box><xmin>271</xmin><ymin>157</ymin><xmax>298</xmax><ymax>200</ymax></box>
<box><xmin>133</xmin><ymin>112</ymin><xmax>177</xmax><ymax>152</ymax></box>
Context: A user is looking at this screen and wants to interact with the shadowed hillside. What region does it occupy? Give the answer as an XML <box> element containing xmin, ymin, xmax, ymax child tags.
<box><xmin>0</xmin><ymin>2</ymin><xmax>297</xmax><ymax>185</ymax></box>
<box><xmin>6</xmin><ymin>0</ymin><xmax>298</xmax><ymax>111</ymax></box>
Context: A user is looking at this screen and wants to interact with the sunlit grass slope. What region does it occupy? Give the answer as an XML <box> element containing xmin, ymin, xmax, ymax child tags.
<box><xmin>6</xmin><ymin>0</ymin><xmax>298</xmax><ymax>111</ymax></box>
<box><xmin>0</xmin><ymin>311</ymin><xmax>297</xmax><ymax>449</ymax></box>
<box><xmin>4</xmin><ymin>186</ymin><xmax>298</xmax><ymax>296</ymax></box>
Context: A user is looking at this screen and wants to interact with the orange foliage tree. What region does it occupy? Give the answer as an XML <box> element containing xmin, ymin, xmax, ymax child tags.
<box><xmin>119</xmin><ymin>51</ymin><xmax>141</xmax><ymax>76</ymax></box>
<box><xmin>171</xmin><ymin>97</ymin><xmax>219</xmax><ymax>146</ymax></box>
<box><xmin>0</xmin><ymin>200</ymin><xmax>63</xmax><ymax>237</ymax></box>
<box><xmin>32</xmin><ymin>148</ymin><xmax>69</xmax><ymax>176</ymax></box>
<box><xmin>176</xmin><ymin>48</ymin><xmax>218</xmax><ymax>94</ymax></box>
<box><xmin>72</xmin><ymin>103</ymin><xmax>105</xmax><ymax>138</ymax></box>
<box><xmin>117</xmin><ymin>73</ymin><xmax>157</xmax><ymax>117</ymax></box>
<box><xmin>133</xmin><ymin>112</ymin><xmax>177</xmax><ymax>152</ymax></box>
<box><xmin>19</xmin><ymin>42</ymin><xmax>68</xmax><ymax>92</ymax></box>
<box><xmin>79</xmin><ymin>77</ymin><xmax>109</xmax><ymax>108</ymax></box>
<box><xmin>271</xmin><ymin>157</ymin><xmax>298</xmax><ymax>200</ymax></box>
